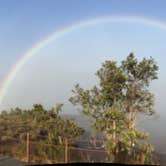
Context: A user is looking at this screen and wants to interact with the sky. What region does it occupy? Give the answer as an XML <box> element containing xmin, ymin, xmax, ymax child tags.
<box><xmin>0</xmin><ymin>0</ymin><xmax>166</xmax><ymax>113</ymax></box>
<box><xmin>0</xmin><ymin>0</ymin><xmax>166</xmax><ymax>153</ymax></box>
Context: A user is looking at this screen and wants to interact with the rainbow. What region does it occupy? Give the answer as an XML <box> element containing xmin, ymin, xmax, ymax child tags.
<box><xmin>1</xmin><ymin>15</ymin><xmax>166</xmax><ymax>106</ymax></box>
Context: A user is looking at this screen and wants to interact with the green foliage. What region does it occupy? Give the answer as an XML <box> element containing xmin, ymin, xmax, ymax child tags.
<box><xmin>122</xmin><ymin>53</ymin><xmax>158</xmax><ymax>115</ymax></box>
<box><xmin>0</xmin><ymin>104</ymin><xmax>84</xmax><ymax>163</ymax></box>
<box><xmin>70</xmin><ymin>53</ymin><xmax>158</xmax><ymax>164</ymax></box>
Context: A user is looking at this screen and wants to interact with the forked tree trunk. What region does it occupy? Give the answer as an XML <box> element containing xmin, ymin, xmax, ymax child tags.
<box><xmin>127</xmin><ymin>82</ymin><xmax>137</xmax><ymax>158</ymax></box>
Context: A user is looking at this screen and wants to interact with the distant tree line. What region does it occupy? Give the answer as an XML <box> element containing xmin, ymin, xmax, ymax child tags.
<box><xmin>0</xmin><ymin>104</ymin><xmax>84</xmax><ymax>163</ymax></box>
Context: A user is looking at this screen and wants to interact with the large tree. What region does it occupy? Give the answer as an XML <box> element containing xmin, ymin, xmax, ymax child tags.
<box><xmin>69</xmin><ymin>53</ymin><xmax>158</xmax><ymax>164</ymax></box>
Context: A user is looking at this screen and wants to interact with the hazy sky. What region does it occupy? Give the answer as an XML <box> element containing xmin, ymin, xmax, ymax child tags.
<box><xmin>0</xmin><ymin>0</ymin><xmax>166</xmax><ymax>116</ymax></box>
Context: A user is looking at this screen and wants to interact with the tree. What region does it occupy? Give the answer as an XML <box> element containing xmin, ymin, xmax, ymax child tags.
<box><xmin>69</xmin><ymin>53</ymin><xmax>158</xmax><ymax>164</ymax></box>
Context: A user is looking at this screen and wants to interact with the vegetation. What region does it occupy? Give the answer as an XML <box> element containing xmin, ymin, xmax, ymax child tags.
<box><xmin>0</xmin><ymin>53</ymin><xmax>159</xmax><ymax>164</ymax></box>
<box><xmin>70</xmin><ymin>53</ymin><xmax>158</xmax><ymax>164</ymax></box>
<box><xmin>0</xmin><ymin>104</ymin><xmax>84</xmax><ymax>163</ymax></box>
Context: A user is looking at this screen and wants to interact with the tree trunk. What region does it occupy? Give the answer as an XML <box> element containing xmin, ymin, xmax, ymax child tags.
<box><xmin>113</xmin><ymin>120</ymin><xmax>116</xmax><ymax>140</ymax></box>
<box><xmin>128</xmin><ymin>82</ymin><xmax>136</xmax><ymax>129</ymax></box>
<box><xmin>113</xmin><ymin>121</ymin><xmax>120</xmax><ymax>162</ymax></box>
<box><xmin>140</xmin><ymin>152</ymin><xmax>145</xmax><ymax>164</ymax></box>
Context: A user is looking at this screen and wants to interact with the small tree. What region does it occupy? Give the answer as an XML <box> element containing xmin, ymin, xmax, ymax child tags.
<box><xmin>69</xmin><ymin>53</ymin><xmax>158</xmax><ymax>164</ymax></box>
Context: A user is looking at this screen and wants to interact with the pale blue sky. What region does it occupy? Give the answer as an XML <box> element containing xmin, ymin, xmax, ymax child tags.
<box><xmin>1</xmin><ymin>21</ymin><xmax>165</xmax><ymax>114</ymax></box>
<box><xmin>0</xmin><ymin>0</ymin><xmax>166</xmax><ymax>115</ymax></box>
<box><xmin>0</xmin><ymin>0</ymin><xmax>166</xmax><ymax>72</ymax></box>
